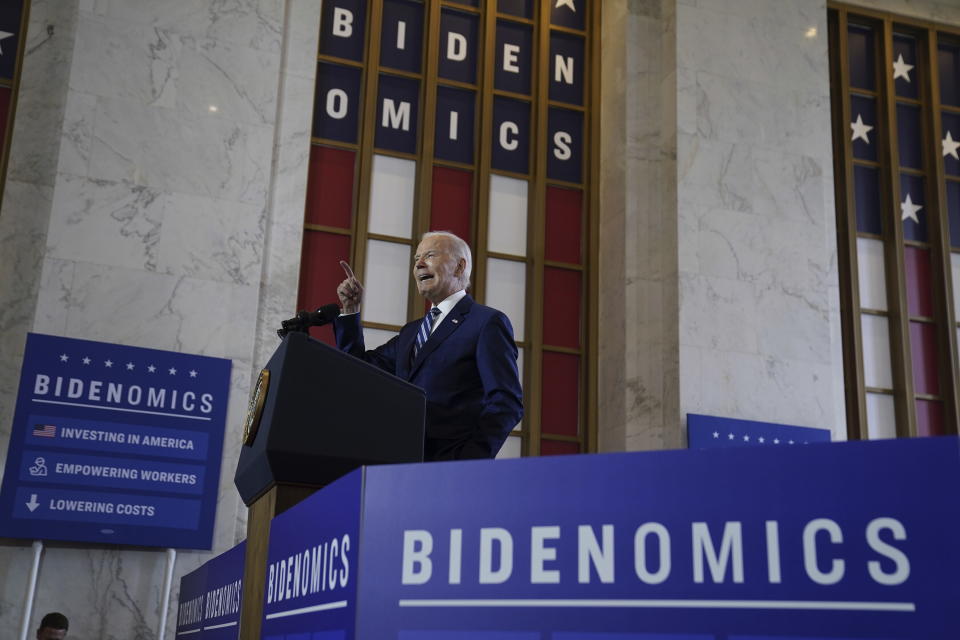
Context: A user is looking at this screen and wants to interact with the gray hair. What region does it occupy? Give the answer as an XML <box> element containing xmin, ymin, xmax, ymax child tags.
<box><xmin>422</xmin><ymin>231</ymin><xmax>472</xmax><ymax>287</ymax></box>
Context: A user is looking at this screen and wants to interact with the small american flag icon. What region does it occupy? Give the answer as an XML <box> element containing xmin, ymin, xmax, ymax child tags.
<box><xmin>32</xmin><ymin>424</ymin><xmax>56</xmax><ymax>438</ymax></box>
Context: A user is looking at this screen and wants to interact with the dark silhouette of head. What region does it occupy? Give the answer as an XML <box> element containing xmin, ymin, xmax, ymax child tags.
<box><xmin>37</xmin><ymin>612</ymin><xmax>68</xmax><ymax>640</ymax></box>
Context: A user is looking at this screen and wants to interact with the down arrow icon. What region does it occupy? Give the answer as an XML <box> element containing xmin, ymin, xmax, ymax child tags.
<box><xmin>26</xmin><ymin>494</ymin><xmax>39</xmax><ymax>512</ymax></box>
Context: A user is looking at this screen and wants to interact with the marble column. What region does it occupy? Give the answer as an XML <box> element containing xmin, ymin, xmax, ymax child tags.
<box><xmin>0</xmin><ymin>1</ymin><xmax>320</xmax><ymax>638</ymax></box>
<box><xmin>598</xmin><ymin>0</ymin><xmax>846</xmax><ymax>451</ymax></box>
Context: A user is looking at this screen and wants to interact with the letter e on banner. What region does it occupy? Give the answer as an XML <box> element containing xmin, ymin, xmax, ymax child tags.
<box><xmin>495</xmin><ymin>20</ymin><xmax>532</xmax><ymax>95</ymax></box>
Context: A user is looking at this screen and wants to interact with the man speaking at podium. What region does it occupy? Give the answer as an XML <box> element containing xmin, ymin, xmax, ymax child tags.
<box><xmin>334</xmin><ymin>231</ymin><xmax>523</xmax><ymax>461</ymax></box>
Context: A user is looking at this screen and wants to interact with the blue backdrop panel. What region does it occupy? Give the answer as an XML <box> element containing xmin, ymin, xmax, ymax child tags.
<box><xmin>494</xmin><ymin>20</ymin><xmax>533</xmax><ymax>95</ymax></box>
<box><xmin>439</xmin><ymin>9</ymin><xmax>479</xmax><ymax>85</ymax></box>
<box><xmin>551</xmin><ymin>0</ymin><xmax>586</xmax><ymax>30</ymax></box>
<box><xmin>435</xmin><ymin>85</ymin><xmax>476</xmax><ymax>165</ymax></box>
<box><xmin>375</xmin><ymin>73</ymin><xmax>420</xmax><ymax>154</ymax></box>
<box><xmin>547</xmin><ymin>107</ymin><xmax>583</xmax><ymax>183</ymax></box>
<box><xmin>204</xmin><ymin>541</ymin><xmax>246</xmax><ymax>640</ymax></box>
<box><xmin>0</xmin><ymin>0</ymin><xmax>23</xmax><ymax>80</ymax></box>
<box><xmin>687</xmin><ymin>414</ymin><xmax>831</xmax><ymax>449</ymax></box>
<box><xmin>549</xmin><ymin>31</ymin><xmax>584</xmax><ymax>106</ymax></box>
<box><xmin>261</xmin><ymin>470</ymin><xmax>363</xmax><ymax>640</ymax></box>
<box><xmin>319</xmin><ymin>0</ymin><xmax>367</xmax><ymax>62</ymax></box>
<box><xmin>351</xmin><ymin>437</ymin><xmax>960</xmax><ymax>639</ymax></box>
<box><xmin>380</xmin><ymin>0</ymin><xmax>424</xmax><ymax>73</ymax></box>
<box><xmin>0</xmin><ymin>333</ymin><xmax>231</xmax><ymax>549</ymax></box>
<box><xmin>492</xmin><ymin>97</ymin><xmax>530</xmax><ymax>174</ymax></box>
<box><xmin>314</xmin><ymin>63</ymin><xmax>363</xmax><ymax>144</ymax></box>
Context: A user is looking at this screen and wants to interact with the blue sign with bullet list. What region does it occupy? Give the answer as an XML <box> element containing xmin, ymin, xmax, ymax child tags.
<box><xmin>0</xmin><ymin>333</ymin><xmax>231</xmax><ymax>549</ymax></box>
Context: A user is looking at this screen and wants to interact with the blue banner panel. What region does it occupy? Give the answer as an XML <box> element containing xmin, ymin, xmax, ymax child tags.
<box><xmin>177</xmin><ymin>562</ymin><xmax>208</xmax><ymax>637</ymax></box>
<box><xmin>549</xmin><ymin>32</ymin><xmax>584</xmax><ymax>106</ymax></box>
<box><xmin>314</xmin><ymin>63</ymin><xmax>363</xmax><ymax>144</ymax></box>
<box><xmin>0</xmin><ymin>0</ymin><xmax>23</xmax><ymax>80</ymax></box>
<box><xmin>319</xmin><ymin>0</ymin><xmax>367</xmax><ymax>62</ymax></box>
<box><xmin>492</xmin><ymin>97</ymin><xmax>530</xmax><ymax>174</ymax></box>
<box><xmin>435</xmin><ymin>86</ymin><xmax>476</xmax><ymax>164</ymax></box>
<box><xmin>892</xmin><ymin>33</ymin><xmax>918</xmax><ymax>100</ymax></box>
<box><xmin>850</xmin><ymin>94</ymin><xmax>877</xmax><ymax>162</ymax></box>
<box><xmin>375</xmin><ymin>73</ymin><xmax>420</xmax><ymax>154</ymax></box>
<box><xmin>381</xmin><ymin>0</ymin><xmax>424</xmax><ymax>73</ymax></box>
<box><xmin>355</xmin><ymin>437</ymin><xmax>960</xmax><ymax>639</ymax></box>
<box><xmin>203</xmin><ymin>542</ymin><xmax>245</xmax><ymax>640</ymax></box>
<box><xmin>551</xmin><ymin>0</ymin><xmax>586</xmax><ymax>30</ymax></box>
<box><xmin>547</xmin><ymin>107</ymin><xmax>583</xmax><ymax>183</ymax></box>
<box><xmin>896</xmin><ymin>103</ymin><xmax>921</xmax><ymax>170</ymax></box>
<box><xmin>854</xmin><ymin>165</ymin><xmax>881</xmax><ymax>235</ymax></box>
<box><xmin>942</xmin><ymin>111</ymin><xmax>960</xmax><ymax>177</ymax></box>
<box><xmin>498</xmin><ymin>0</ymin><xmax>533</xmax><ymax>19</ymax></box>
<box><xmin>0</xmin><ymin>333</ymin><xmax>231</xmax><ymax>549</ymax></box>
<box><xmin>948</xmin><ymin>180</ymin><xmax>960</xmax><ymax>248</ymax></box>
<box><xmin>848</xmin><ymin>25</ymin><xmax>875</xmax><ymax>91</ymax></box>
<box><xmin>687</xmin><ymin>414</ymin><xmax>831</xmax><ymax>449</ymax></box>
<box><xmin>495</xmin><ymin>20</ymin><xmax>533</xmax><ymax>95</ymax></box>
<box><xmin>260</xmin><ymin>470</ymin><xmax>362</xmax><ymax>639</ymax></box>
<box><xmin>440</xmin><ymin>9</ymin><xmax>479</xmax><ymax>85</ymax></box>
<box><xmin>900</xmin><ymin>173</ymin><xmax>927</xmax><ymax>242</ymax></box>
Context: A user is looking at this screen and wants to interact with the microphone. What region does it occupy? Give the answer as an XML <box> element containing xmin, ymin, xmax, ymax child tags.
<box><xmin>277</xmin><ymin>303</ymin><xmax>341</xmax><ymax>338</ymax></box>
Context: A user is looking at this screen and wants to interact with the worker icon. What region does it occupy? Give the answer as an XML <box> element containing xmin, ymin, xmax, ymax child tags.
<box><xmin>28</xmin><ymin>457</ymin><xmax>48</xmax><ymax>477</ymax></box>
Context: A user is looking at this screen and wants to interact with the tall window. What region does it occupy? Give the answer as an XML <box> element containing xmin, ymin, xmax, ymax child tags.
<box><xmin>296</xmin><ymin>0</ymin><xmax>599</xmax><ymax>456</ymax></box>
<box><xmin>829</xmin><ymin>3</ymin><xmax>960</xmax><ymax>438</ymax></box>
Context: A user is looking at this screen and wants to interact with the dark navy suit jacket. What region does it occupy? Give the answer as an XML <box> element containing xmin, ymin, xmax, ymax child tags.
<box><xmin>333</xmin><ymin>295</ymin><xmax>523</xmax><ymax>460</ymax></box>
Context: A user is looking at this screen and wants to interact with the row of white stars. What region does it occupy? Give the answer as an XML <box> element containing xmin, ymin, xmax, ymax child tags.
<box><xmin>712</xmin><ymin>431</ymin><xmax>807</xmax><ymax>445</ymax></box>
<box><xmin>850</xmin><ymin>115</ymin><xmax>960</xmax><ymax>161</ymax></box>
<box><xmin>57</xmin><ymin>353</ymin><xmax>197</xmax><ymax>377</ymax></box>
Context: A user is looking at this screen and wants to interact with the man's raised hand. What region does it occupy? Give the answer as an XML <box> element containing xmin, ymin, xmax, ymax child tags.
<box><xmin>337</xmin><ymin>260</ymin><xmax>364</xmax><ymax>314</ymax></box>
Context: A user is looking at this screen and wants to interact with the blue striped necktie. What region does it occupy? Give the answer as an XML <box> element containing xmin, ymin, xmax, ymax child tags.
<box><xmin>412</xmin><ymin>307</ymin><xmax>441</xmax><ymax>364</ymax></box>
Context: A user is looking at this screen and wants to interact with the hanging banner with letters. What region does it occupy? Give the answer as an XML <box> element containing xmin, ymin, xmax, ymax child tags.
<box><xmin>0</xmin><ymin>333</ymin><xmax>231</xmax><ymax>549</ymax></box>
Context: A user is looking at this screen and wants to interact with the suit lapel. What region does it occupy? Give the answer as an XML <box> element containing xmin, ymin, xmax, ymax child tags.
<box><xmin>408</xmin><ymin>295</ymin><xmax>473</xmax><ymax>378</ymax></box>
<box><xmin>397</xmin><ymin>323</ymin><xmax>418</xmax><ymax>378</ymax></box>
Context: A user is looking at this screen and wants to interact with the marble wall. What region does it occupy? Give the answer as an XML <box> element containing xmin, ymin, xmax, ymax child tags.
<box><xmin>599</xmin><ymin>0</ymin><xmax>847</xmax><ymax>449</ymax></box>
<box><xmin>0</xmin><ymin>1</ymin><xmax>320</xmax><ymax>638</ymax></box>
<box><xmin>675</xmin><ymin>0</ymin><xmax>843</xmax><ymax>436</ymax></box>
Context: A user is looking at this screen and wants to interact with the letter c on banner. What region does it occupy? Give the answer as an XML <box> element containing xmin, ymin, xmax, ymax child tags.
<box><xmin>499</xmin><ymin>121</ymin><xmax>519</xmax><ymax>151</ymax></box>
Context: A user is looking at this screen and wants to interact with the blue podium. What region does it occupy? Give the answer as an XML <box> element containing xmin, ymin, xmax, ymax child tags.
<box><xmin>182</xmin><ymin>436</ymin><xmax>960</xmax><ymax>639</ymax></box>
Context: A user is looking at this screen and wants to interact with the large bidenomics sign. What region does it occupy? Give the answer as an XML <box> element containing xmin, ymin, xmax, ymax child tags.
<box><xmin>0</xmin><ymin>333</ymin><xmax>231</xmax><ymax>548</ymax></box>
<box><xmin>261</xmin><ymin>437</ymin><xmax>960</xmax><ymax>639</ymax></box>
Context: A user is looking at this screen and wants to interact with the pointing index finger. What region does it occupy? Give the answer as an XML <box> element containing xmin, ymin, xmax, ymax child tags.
<box><xmin>340</xmin><ymin>260</ymin><xmax>357</xmax><ymax>281</ymax></box>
